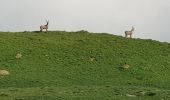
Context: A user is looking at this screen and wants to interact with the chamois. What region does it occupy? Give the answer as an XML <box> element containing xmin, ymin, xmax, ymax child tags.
<box><xmin>40</xmin><ymin>20</ymin><xmax>49</xmax><ymax>32</ymax></box>
<box><xmin>125</xmin><ymin>26</ymin><xmax>134</xmax><ymax>38</ymax></box>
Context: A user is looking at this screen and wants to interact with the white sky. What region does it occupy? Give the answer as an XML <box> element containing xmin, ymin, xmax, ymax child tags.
<box><xmin>0</xmin><ymin>0</ymin><xmax>170</xmax><ymax>42</ymax></box>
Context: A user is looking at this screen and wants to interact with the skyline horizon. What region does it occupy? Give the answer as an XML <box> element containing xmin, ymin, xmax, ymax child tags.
<box><xmin>0</xmin><ymin>28</ymin><xmax>169</xmax><ymax>43</ymax></box>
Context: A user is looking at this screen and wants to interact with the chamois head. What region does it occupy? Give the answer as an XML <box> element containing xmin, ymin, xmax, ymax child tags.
<box><xmin>131</xmin><ymin>26</ymin><xmax>134</xmax><ymax>31</ymax></box>
<box><xmin>46</xmin><ymin>20</ymin><xmax>49</xmax><ymax>26</ymax></box>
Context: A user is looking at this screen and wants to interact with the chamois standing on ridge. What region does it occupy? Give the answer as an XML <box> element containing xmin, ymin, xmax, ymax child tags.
<box><xmin>125</xmin><ymin>26</ymin><xmax>134</xmax><ymax>38</ymax></box>
<box><xmin>40</xmin><ymin>20</ymin><xmax>49</xmax><ymax>32</ymax></box>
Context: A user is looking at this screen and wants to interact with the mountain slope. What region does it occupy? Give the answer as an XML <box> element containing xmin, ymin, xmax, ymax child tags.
<box><xmin>0</xmin><ymin>31</ymin><xmax>170</xmax><ymax>99</ymax></box>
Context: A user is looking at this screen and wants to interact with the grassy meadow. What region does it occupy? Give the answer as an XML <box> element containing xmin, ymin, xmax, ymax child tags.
<box><xmin>0</xmin><ymin>31</ymin><xmax>170</xmax><ymax>100</ymax></box>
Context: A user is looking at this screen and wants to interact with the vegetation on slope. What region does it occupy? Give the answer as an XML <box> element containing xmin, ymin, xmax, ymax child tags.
<box><xmin>0</xmin><ymin>31</ymin><xmax>169</xmax><ymax>99</ymax></box>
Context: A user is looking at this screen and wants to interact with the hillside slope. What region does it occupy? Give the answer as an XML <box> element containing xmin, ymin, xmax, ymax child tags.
<box><xmin>0</xmin><ymin>31</ymin><xmax>170</xmax><ymax>100</ymax></box>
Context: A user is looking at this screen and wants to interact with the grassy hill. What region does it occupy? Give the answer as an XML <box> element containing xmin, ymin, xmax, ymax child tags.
<box><xmin>0</xmin><ymin>31</ymin><xmax>170</xmax><ymax>100</ymax></box>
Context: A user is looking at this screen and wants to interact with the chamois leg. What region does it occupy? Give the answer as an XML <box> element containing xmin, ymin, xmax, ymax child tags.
<box><xmin>40</xmin><ymin>27</ymin><xmax>42</xmax><ymax>32</ymax></box>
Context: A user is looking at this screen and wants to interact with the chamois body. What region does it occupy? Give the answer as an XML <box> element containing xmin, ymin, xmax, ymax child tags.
<box><xmin>40</xmin><ymin>20</ymin><xmax>49</xmax><ymax>32</ymax></box>
<box><xmin>125</xmin><ymin>27</ymin><xmax>134</xmax><ymax>38</ymax></box>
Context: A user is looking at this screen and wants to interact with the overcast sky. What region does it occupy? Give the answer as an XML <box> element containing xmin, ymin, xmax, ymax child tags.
<box><xmin>0</xmin><ymin>0</ymin><xmax>170</xmax><ymax>42</ymax></box>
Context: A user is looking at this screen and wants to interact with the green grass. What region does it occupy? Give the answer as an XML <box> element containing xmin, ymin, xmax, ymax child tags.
<box><xmin>0</xmin><ymin>31</ymin><xmax>169</xmax><ymax>100</ymax></box>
